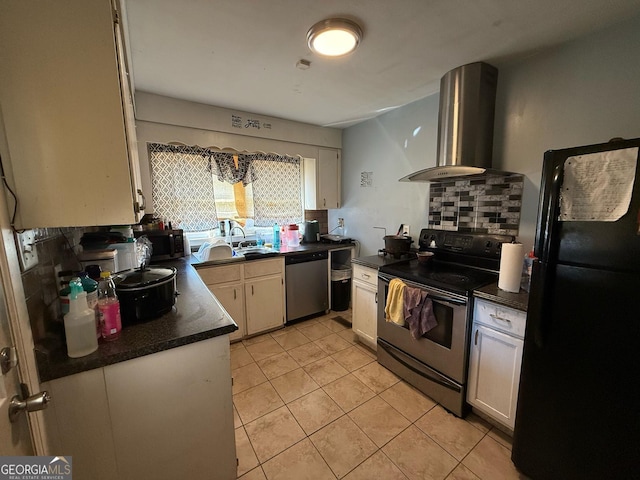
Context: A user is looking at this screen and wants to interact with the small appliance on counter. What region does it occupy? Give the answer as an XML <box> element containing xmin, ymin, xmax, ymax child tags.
<box><xmin>302</xmin><ymin>220</ymin><xmax>320</xmax><ymax>243</ymax></box>
<box><xmin>78</xmin><ymin>249</ymin><xmax>119</xmax><ymax>274</ymax></box>
<box><xmin>133</xmin><ymin>229</ymin><xmax>185</xmax><ymax>261</ymax></box>
<box><xmin>79</xmin><ymin>231</ymin><xmax>139</xmax><ymax>272</ymax></box>
<box><xmin>114</xmin><ymin>266</ymin><xmax>178</xmax><ymax>325</ymax></box>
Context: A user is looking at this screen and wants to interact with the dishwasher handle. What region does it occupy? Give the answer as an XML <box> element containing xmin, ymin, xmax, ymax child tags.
<box><xmin>284</xmin><ymin>250</ymin><xmax>329</xmax><ymax>265</ymax></box>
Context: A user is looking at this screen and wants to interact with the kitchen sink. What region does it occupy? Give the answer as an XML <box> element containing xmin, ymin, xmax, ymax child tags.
<box><xmin>233</xmin><ymin>247</ymin><xmax>279</xmax><ymax>259</ymax></box>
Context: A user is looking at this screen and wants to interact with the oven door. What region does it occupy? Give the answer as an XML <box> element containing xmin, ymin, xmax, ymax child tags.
<box><xmin>377</xmin><ymin>273</ymin><xmax>469</xmax><ymax>384</ymax></box>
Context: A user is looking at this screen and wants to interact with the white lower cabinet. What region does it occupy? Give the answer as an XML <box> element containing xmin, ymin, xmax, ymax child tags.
<box><xmin>210</xmin><ymin>283</ymin><xmax>245</xmax><ymax>342</ymax></box>
<box><xmin>245</xmin><ymin>275</ymin><xmax>285</xmax><ymax>335</ymax></box>
<box><xmin>351</xmin><ymin>264</ymin><xmax>378</xmax><ymax>350</ymax></box>
<box><xmin>198</xmin><ymin>257</ymin><xmax>285</xmax><ymax>340</ymax></box>
<box><xmin>467</xmin><ymin>298</ymin><xmax>526</xmax><ymax>430</ymax></box>
<box><xmin>42</xmin><ymin>336</ymin><xmax>236</xmax><ymax>480</ymax></box>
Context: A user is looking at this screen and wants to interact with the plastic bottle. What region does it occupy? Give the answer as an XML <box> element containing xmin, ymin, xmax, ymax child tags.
<box><xmin>521</xmin><ymin>248</ymin><xmax>536</xmax><ymax>292</ymax></box>
<box><xmin>64</xmin><ymin>278</ymin><xmax>99</xmax><ymax>358</ymax></box>
<box><xmin>98</xmin><ymin>271</ymin><xmax>122</xmax><ymax>341</ymax></box>
<box><xmin>273</xmin><ymin>223</ymin><xmax>280</xmax><ymax>249</ymax></box>
<box><xmin>77</xmin><ymin>271</ymin><xmax>100</xmax><ymax>338</ymax></box>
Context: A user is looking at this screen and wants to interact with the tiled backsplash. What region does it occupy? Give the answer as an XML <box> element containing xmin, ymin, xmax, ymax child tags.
<box><xmin>428</xmin><ymin>174</ymin><xmax>524</xmax><ymax>236</ymax></box>
<box><xmin>20</xmin><ymin>228</ymin><xmax>89</xmax><ymax>345</ymax></box>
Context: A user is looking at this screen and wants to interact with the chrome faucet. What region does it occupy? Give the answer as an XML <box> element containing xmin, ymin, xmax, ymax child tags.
<box><xmin>230</xmin><ymin>226</ymin><xmax>245</xmax><ymax>239</ymax></box>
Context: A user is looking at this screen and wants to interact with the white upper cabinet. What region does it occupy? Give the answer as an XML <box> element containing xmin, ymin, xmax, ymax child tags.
<box><xmin>0</xmin><ymin>0</ymin><xmax>144</xmax><ymax>228</ymax></box>
<box><xmin>304</xmin><ymin>148</ymin><xmax>341</xmax><ymax>210</ymax></box>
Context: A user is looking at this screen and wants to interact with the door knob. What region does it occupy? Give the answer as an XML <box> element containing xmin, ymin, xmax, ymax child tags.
<box><xmin>9</xmin><ymin>383</ymin><xmax>51</xmax><ymax>423</ymax></box>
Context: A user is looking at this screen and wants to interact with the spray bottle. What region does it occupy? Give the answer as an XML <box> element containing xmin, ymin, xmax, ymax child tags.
<box><xmin>64</xmin><ymin>278</ymin><xmax>99</xmax><ymax>358</ymax></box>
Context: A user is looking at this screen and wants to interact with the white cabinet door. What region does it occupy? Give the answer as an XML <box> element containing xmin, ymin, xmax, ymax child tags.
<box><xmin>304</xmin><ymin>149</ymin><xmax>341</xmax><ymax>210</ymax></box>
<box><xmin>318</xmin><ymin>148</ymin><xmax>340</xmax><ymax>209</ymax></box>
<box><xmin>352</xmin><ymin>279</ymin><xmax>378</xmax><ymax>350</ymax></box>
<box><xmin>0</xmin><ymin>0</ymin><xmax>141</xmax><ymax>228</ymax></box>
<box><xmin>245</xmin><ymin>275</ymin><xmax>284</xmax><ymax>335</ymax></box>
<box><xmin>43</xmin><ymin>369</ymin><xmax>118</xmax><ymax>480</ymax></box>
<box><xmin>209</xmin><ymin>283</ymin><xmax>245</xmax><ymax>342</ymax></box>
<box><xmin>467</xmin><ymin>323</ymin><xmax>524</xmax><ymax>430</ymax></box>
<box><xmin>104</xmin><ymin>337</ymin><xmax>236</xmax><ymax>480</ymax></box>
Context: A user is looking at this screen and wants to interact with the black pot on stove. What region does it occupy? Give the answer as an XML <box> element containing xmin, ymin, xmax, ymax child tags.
<box><xmin>383</xmin><ymin>235</ymin><xmax>412</xmax><ymax>257</ymax></box>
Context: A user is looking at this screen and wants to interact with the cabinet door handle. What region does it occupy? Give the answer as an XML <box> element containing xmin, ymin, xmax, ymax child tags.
<box><xmin>375</xmin><ymin>292</ymin><xmax>378</xmax><ymax>304</ymax></box>
<box><xmin>323</xmin><ymin>198</ymin><xmax>326</xmax><ymax>207</ymax></box>
<box><xmin>489</xmin><ymin>313</ymin><xmax>512</xmax><ymax>324</ymax></box>
<box><xmin>137</xmin><ymin>189</ymin><xmax>146</xmax><ymax>211</ymax></box>
<box><xmin>251</xmin><ymin>285</ymin><xmax>254</xmax><ymax>295</ymax></box>
<box><xmin>474</xmin><ymin>329</ymin><xmax>479</xmax><ymax>345</ymax></box>
<box><xmin>233</xmin><ymin>289</ymin><xmax>236</xmax><ymax>300</ymax></box>
<box><xmin>362</xmin><ymin>273</ymin><xmax>370</xmax><ymax>279</ymax></box>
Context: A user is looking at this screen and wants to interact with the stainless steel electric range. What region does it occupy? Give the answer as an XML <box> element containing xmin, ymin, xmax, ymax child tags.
<box><xmin>377</xmin><ymin>228</ymin><xmax>515</xmax><ymax>417</ymax></box>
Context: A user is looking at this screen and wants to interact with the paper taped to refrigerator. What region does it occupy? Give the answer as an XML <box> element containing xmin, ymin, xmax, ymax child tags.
<box><xmin>560</xmin><ymin>147</ymin><xmax>638</xmax><ymax>221</ymax></box>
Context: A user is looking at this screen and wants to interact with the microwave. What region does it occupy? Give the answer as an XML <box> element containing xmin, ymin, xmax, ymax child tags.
<box><xmin>134</xmin><ymin>229</ymin><xmax>185</xmax><ymax>261</ymax></box>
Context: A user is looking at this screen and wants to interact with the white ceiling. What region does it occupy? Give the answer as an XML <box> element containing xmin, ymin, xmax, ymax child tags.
<box><xmin>124</xmin><ymin>0</ymin><xmax>640</xmax><ymax>128</ymax></box>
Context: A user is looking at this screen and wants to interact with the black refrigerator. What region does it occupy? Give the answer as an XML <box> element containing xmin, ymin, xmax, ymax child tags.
<box><xmin>511</xmin><ymin>137</ymin><xmax>640</xmax><ymax>479</ymax></box>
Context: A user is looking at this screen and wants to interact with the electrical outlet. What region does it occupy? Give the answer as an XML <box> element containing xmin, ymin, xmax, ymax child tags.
<box><xmin>16</xmin><ymin>230</ymin><xmax>38</xmax><ymax>271</ymax></box>
<box><xmin>338</xmin><ymin>218</ymin><xmax>344</xmax><ymax>228</ymax></box>
<box><xmin>402</xmin><ymin>225</ymin><xmax>410</xmax><ymax>235</ymax></box>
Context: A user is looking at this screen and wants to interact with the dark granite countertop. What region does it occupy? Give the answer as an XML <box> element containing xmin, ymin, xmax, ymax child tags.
<box><xmin>473</xmin><ymin>283</ymin><xmax>530</xmax><ymax>312</ymax></box>
<box><xmin>36</xmin><ymin>258</ymin><xmax>237</xmax><ymax>383</ymax></box>
<box><xmin>352</xmin><ymin>254</ymin><xmax>415</xmax><ymax>270</ymax></box>
<box><xmin>190</xmin><ymin>241</ymin><xmax>355</xmax><ymax>268</ymax></box>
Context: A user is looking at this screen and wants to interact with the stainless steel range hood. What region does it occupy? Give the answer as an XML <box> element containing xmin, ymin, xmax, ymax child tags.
<box><xmin>400</xmin><ymin>62</ymin><xmax>515</xmax><ymax>182</ymax></box>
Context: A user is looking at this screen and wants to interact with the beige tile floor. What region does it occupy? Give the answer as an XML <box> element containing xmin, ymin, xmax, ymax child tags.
<box><xmin>232</xmin><ymin>311</ymin><xmax>527</xmax><ymax>480</ymax></box>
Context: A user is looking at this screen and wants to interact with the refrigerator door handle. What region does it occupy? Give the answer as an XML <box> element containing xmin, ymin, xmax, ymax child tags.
<box><xmin>528</xmin><ymin>259</ymin><xmax>553</xmax><ymax>348</ymax></box>
<box><xmin>539</xmin><ymin>163</ymin><xmax>563</xmax><ymax>262</ymax></box>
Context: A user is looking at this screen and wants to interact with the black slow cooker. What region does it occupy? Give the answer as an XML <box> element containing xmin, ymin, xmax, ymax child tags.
<box><xmin>114</xmin><ymin>266</ymin><xmax>177</xmax><ymax>324</ymax></box>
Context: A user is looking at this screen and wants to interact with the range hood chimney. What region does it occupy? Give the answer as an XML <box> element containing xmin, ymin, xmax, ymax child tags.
<box><xmin>400</xmin><ymin>62</ymin><xmax>514</xmax><ymax>182</ymax></box>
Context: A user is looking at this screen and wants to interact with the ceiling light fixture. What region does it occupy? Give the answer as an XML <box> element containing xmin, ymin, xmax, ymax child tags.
<box><xmin>307</xmin><ymin>18</ymin><xmax>362</xmax><ymax>57</ymax></box>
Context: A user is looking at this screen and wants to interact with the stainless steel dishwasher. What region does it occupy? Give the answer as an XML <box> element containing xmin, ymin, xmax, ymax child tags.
<box><xmin>285</xmin><ymin>250</ymin><xmax>329</xmax><ymax>322</ymax></box>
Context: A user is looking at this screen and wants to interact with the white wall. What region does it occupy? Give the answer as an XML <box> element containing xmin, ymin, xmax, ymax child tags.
<box><xmin>493</xmin><ymin>13</ymin><xmax>640</xmax><ymax>248</ymax></box>
<box><xmin>337</xmin><ymin>13</ymin><xmax>640</xmax><ymax>255</ymax></box>
<box><xmin>337</xmin><ymin>94</ymin><xmax>440</xmax><ymax>255</ymax></box>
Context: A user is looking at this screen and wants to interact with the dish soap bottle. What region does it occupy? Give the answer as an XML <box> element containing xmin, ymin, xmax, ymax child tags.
<box><xmin>273</xmin><ymin>223</ymin><xmax>280</xmax><ymax>249</ymax></box>
<box><xmin>98</xmin><ymin>271</ymin><xmax>122</xmax><ymax>341</ymax></box>
<box><xmin>64</xmin><ymin>278</ymin><xmax>99</xmax><ymax>358</ymax></box>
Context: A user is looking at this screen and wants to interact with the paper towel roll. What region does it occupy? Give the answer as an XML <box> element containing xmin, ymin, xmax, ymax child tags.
<box><xmin>499</xmin><ymin>243</ymin><xmax>524</xmax><ymax>293</ymax></box>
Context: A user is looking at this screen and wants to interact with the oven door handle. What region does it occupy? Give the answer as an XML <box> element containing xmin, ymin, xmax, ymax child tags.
<box><xmin>427</xmin><ymin>295</ymin><xmax>465</xmax><ymax>307</ymax></box>
<box><xmin>378</xmin><ymin>275</ymin><xmax>466</xmax><ymax>307</ymax></box>
<box><xmin>377</xmin><ymin>340</ymin><xmax>462</xmax><ymax>393</ymax></box>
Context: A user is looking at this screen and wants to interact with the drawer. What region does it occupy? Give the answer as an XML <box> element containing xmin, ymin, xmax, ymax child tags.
<box><xmin>473</xmin><ymin>298</ymin><xmax>527</xmax><ymax>339</ymax></box>
<box><xmin>245</xmin><ymin>257</ymin><xmax>283</xmax><ymax>279</ymax></box>
<box><xmin>197</xmin><ymin>264</ymin><xmax>242</xmax><ymax>285</ymax></box>
<box><xmin>352</xmin><ymin>264</ymin><xmax>377</xmax><ymax>287</ymax></box>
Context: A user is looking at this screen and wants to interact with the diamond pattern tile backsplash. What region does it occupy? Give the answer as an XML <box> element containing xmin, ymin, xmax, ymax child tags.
<box><xmin>428</xmin><ymin>174</ymin><xmax>524</xmax><ymax>236</ymax></box>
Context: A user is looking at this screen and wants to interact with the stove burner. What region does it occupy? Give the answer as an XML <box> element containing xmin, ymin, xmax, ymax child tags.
<box><xmin>432</xmin><ymin>272</ymin><xmax>472</xmax><ymax>284</ymax></box>
<box><xmin>378</xmin><ymin>248</ymin><xmax>412</xmax><ymax>260</ymax></box>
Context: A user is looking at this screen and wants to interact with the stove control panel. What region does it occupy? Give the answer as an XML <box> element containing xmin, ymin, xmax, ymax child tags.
<box><xmin>419</xmin><ymin>229</ymin><xmax>514</xmax><ymax>258</ymax></box>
